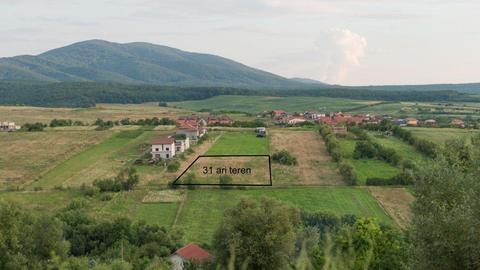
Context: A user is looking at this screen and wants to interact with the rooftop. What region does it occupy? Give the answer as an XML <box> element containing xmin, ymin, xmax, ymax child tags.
<box><xmin>174</xmin><ymin>243</ymin><xmax>212</xmax><ymax>262</ymax></box>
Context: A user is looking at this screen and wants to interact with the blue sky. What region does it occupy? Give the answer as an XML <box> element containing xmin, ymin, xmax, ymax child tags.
<box><xmin>1</xmin><ymin>0</ymin><xmax>479</xmax><ymax>85</ymax></box>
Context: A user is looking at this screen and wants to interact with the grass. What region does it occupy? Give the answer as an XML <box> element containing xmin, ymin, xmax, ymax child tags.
<box><xmin>337</xmin><ymin>138</ymin><xmax>400</xmax><ymax>184</ymax></box>
<box><xmin>350</xmin><ymin>159</ymin><xmax>400</xmax><ymax>184</ymax></box>
<box><xmin>133</xmin><ymin>203</ymin><xmax>179</xmax><ymax>229</ymax></box>
<box><xmin>368</xmin><ymin>133</ymin><xmax>428</xmax><ymax>165</ymax></box>
<box><xmin>0</xmin><ymin>103</ymin><xmax>190</xmax><ymax>125</ymax></box>
<box><xmin>206</xmin><ymin>132</ymin><xmax>269</xmax><ymax>155</ymax></box>
<box><xmin>177</xmin><ymin>187</ymin><xmax>392</xmax><ymax>244</ymax></box>
<box><xmin>0</xmin><ymin>189</ymin><xmax>81</xmax><ymax>213</ymax></box>
<box><xmin>406</xmin><ymin>127</ymin><xmax>480</xmax><ymax>144</ymax></box>
<box><xmin>31</xmin><ymin>129</ymin><xmax>148</xmax><ymax>188</ymax></box>
<box><xmin>0</xmin><ymin>130</ymin><xmax>112</xmax><ymax>188</ymax></box>
<box><xmin>170</xmin><ymin>95</ymin><xmax>379</xmax><ymax>113</ymax></box>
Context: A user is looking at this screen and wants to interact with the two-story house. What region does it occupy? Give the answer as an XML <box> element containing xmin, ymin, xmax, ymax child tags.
<box><xmin>151</xmin><ymin>136</ymin><xmax>176</xmax><ymax>159</ymax></box>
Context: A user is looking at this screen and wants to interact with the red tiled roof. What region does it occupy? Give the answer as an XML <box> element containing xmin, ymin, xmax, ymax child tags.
<box><xmin>151</xmin><ymin>136</ymin><xmax>175</xmax><ymax>145</ymax></box>
<box><xmin>175</xmin><ymin>243</ymin><xmax>212</xmax><ymax>262</ymax></box>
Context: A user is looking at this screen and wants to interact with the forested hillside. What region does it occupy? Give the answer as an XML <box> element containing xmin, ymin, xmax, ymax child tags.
<box><xmin>0</xmin><ymin>80</ymin><xmax>478</xmax><ymax>108</ymax></box>
<box><xmin>0</xmin><ymin>40</ymin><xmax>304</xmax><ymax>88</ymax></box>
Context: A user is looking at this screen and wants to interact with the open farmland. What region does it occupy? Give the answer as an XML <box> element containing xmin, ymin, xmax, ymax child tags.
<box><xmin>368</xmin><ymin>187</ymin><xmax>414</xmax><ymax>229</ymax></box>
<box><xmin>368</xmin><ymin>133</ymin><xmax>428</xmax><ymax>166</ymax></box>
<box><xmin>206</xmin><ymin>131</ymin><xmax>269</xmax><ymax>155</ymax></box>
<box><xmin>269</xmin><ymin>130</ymin><xmax>342</xmax><ymax>185</ymax></box>
<box><xmin>176</xmin><ymin>187</ymin><xmax>392</xmax><ymax>244</ymax></box>
<box><xmin>0</xmin><ymin>103</ymin><xmax>190</xmax><ymax>125</ymax></box>
<box><xmin>31</xmin><ymin>128</ymin><xmax>172</xmax><ymax>189</ymax></box>
<box><xmin>170</xmin><ymin>95</ymin><xmax>380</xmax><ymax>113</ymax></box>
<box><xmin>406</xmin><ymin>127</ymin><xmax>480</xmax><ymax>144</ymax></box>
<box><xmin>0</xmin><ymin>130</ymin><xmax>112</xmax><ymax>188</ymax></box>
<box><xmin>337</xmin><ymin>138</ymin><xmax>400</xmax><ymax>184</ymax></box>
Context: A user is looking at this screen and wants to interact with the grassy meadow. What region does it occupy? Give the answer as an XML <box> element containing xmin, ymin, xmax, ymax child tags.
<box><xmin>206</xmin><ymin>131</ymin><xmax>269</xmax><ymax>155</ymax></box>
<box><xmin>406</xmin><ymin>127</ymin><xmax>480</xmax><ymax>144</ymax></box>
<box><xmin>170</xmin><ymin>95</ymin><xmax>380</xmax><ymax>113</ymax></box>
<box><xmin>0</xmin><ymin>130</ymin><xmax>113</xmax><ymax>188</ymax></box>
<box><xmin>176</xmin><ymin>187</ymin><xmax>392</xmax><ymax>243</ymax></box>
<box><xmin>368</xmin><ymin>132</ymin><xmax>428</xmax><ymax>165</ymax></box>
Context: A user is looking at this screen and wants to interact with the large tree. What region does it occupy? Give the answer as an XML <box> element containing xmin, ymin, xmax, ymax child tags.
<box><xmin>213</xmin><ymin>197</ymin><xmax>300</xmax><ymax>269</ymax></box>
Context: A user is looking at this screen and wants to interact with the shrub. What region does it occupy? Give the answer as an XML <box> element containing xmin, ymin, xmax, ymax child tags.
<box><xmin>219</xmin><ymin>175</ymin><xmax>233</xmax><ymax>189</ymax></box>
<box><xmin>22</xmin><ymin>122</ymin><xmax>46</xmax><ymax>131</ymax></box>
<box><xmin>272</xmin><ymin>150</ymin><xmax>298</xmax><ymax>165</ymax></box>
<box><xmin>339</xmin><ymin>160</ymin><xmax>358</xmax><ymax>185</ymax></box>
<box><xmin>167</xmin><ymin>161</ymin><xmax>180</xmax><ymax>172</ymax></box>
<box><xmin>93</xmin><ymin>167</ymin><xmax>139</xmax><ymax>192</ymax></box>
<box><xmin>353</xmin><ymin>141</ymin><xmax>377</xmax><ymax>159</ymax></box>
<box><xmin>49</xmin><ymin>119</ymin><xmax>73</xmax><ymax>127</ymax></box>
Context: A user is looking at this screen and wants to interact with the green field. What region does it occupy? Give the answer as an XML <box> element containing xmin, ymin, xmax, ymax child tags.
<box><xmin>176</xmin><ymin>187</ymin><xmax>392</xmax><ymax>243</ymax></box>
<box><xmin>351</xmin><ymin>159</ymin><xmax>400</xmax><ymax>183</ymax></box>
<box><xmin>170</xmin><ymin>95</ymin><xmax>379</xmax><ymax>113</ymax></box>
<box><xmin>406</xmin><ymin>127</ymin><xmax>480</xmax><ymax>144</ymax></box>
<box><xmin>368</xmin><ymin>133</ymin><xmax>428</xmax><ymax>165</ymax></box>
<box><xmin>337</xmin><ymin>138</ymin><xmax>400</xmax><ymax>183</ymax></box>
<box><xmin>134</xmin><ymin>203</ymin><xmax>178</xmax><ymax>229</ymax></box>
<box><xmin>31</xmin><ymin>129</ymin><xmax>153</xmax><ymax>188</ymax></box>
<box><xmin>206</xmin><ymin>132</ymin><xmax>269</xmax><ymax>155</ymax></box>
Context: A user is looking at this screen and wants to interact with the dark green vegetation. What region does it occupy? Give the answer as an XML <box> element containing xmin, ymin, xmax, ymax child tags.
<box><xmin>0</xmin><ymin>40</ymin><xmax>301</xmax><ymax>89</ymax></box>
<box><xmin>410</xmin><ymin>136</ymin><xmax>480</xmax><ymax>269</ymax></box>
<box><xmin>272</xmin><ymin>150</ymin><xmax>298</xmax><ymax>165</ymax></box>
<box><xmin>1</xmin><ymin>80</ymin><xmax>478</xmax><ymax>108</ymax></box>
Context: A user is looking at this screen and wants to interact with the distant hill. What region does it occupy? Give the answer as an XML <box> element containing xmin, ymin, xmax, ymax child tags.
<box><xmin>0</xmin><ymin>40</ymin><xmax>308</xmax><ymax>88</ymax></box>
<box><xmin>290</xmin><ymin>77</ymin><xmax>329</xmax><ymax>86</ymax></box>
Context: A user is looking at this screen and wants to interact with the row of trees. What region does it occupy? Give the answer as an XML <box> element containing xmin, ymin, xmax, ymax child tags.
<box><xmin>319</xmin><ymin>124</ymin><xmax>358</xmax><ymax>185</ymax></box>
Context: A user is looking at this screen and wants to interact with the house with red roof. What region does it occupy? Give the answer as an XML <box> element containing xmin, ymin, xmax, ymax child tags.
<box><xmin>170</xmin><ymin>243</ymin><xmax>213</xmax><ymax>270</ymax></box>
<box><xmin>176</xmin><ymin>116</ymin><xmax>207</xmax><ymax>141</ymax></box>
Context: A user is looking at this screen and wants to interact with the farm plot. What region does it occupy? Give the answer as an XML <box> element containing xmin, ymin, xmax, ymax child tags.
<box><xmin>176</xmin><ymin>187</ymin><xmax>392</xmax><ymax>244</ymax></box>
<box><xmin>368</xmin><ymin>132</ymin><xmax>428</xmax><ymax>166</ymax></box>
<box><xmin>170</xmin><ymin>95</ymin><xmax>380</xmax><ymax>114</ymax></box>
<box><xmin>368</xmin><ymin>187</ymin><xmax>414</xmax><ymax>229</ymax></box>
<box><xmin>337</xmin><ymin>138</ymin><xmax>400</xmax><ymax>184</ymax></box>
<box><xmin>0</xmin><ymin>130</ymin><xmax>112</xmax><ymax>189</ymax></box>
<box><xmin>0</xmin><ymin>103</ymin><xmax>189</xmax><ymax>125</ymax></box>
<box><xmin>406</xmin><ymin>127</ymin><xmax>480</xmax><ymax>144</ymax></box>
<box><xmin>31</xmin><ymin>128</ymin><xmax>169</xmax><ymax>189</ymax></box>
<box><xmin>206</xmin><ymin>131</ymin><xmax>269</xmax><ymax>155</ymax></box>
<box><xmin>269</xmin><ymin>130</ymin><xmax>343</xmax><ymax>186</ymax></box>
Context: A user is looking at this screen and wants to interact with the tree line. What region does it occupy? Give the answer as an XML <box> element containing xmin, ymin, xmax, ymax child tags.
<box><xmin>1</xmin><ymin>80</ymin><xmax>478</xmax><ymax>108</ymax></box>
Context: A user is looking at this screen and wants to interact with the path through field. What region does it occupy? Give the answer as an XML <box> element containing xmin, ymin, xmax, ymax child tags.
<box><xmin>269</xmin><ymin>130</ymin><xmax>343</xmax><ymax>186</ymax></box>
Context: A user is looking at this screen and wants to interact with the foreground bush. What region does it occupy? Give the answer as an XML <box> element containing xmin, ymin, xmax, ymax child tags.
<box><xmin>272</xmin><ymin>150</ymin><xmax>298</xmax><ymax>165</ymax></box>
<box><xmin>94</xmin><ymin>167</ymin><xmax>139</xmax><ymax>192</ymax></box>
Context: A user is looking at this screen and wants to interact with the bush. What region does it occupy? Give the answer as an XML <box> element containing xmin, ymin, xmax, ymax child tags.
<box><xmin>219</xmin><ymin>175</ymin><xmax>233</xmax><ymax>189</ymax></box>
<box><xmin>167</xmin><ymin>161</ymin><xmax>180</xmax><ymax>172</ymax></box>
<box><xmin>339</xmin><ymin>160</ymin><xmax>358</xmax><ymax>185</ymax></box>
<box><xmin>22</xmin><ymin>122</ymin><xmax>46</xmax><ymax>131</ymax></box>
<box><xmin>80</xmin><ymin>184</ymin><xmax>100</xmax><ymax>197</ymax></box>
<box><xmin>353</xmin><ymin>141</ymin><xmax>377</xmax><ymax>159</ymax></box>
<box><xmin>49</xmin><ymin>119</ymin><xmax>73</xmax><ymax>127</ymax></box>
<box><xmin>272</xmin><ymin>150</ymin><xmax>298</xmax><ymax>165</ymax></box>
<box><xmin>93</xmin><ymin>167</ymin><xmax>139</xmax><ymax>192</ymax></box>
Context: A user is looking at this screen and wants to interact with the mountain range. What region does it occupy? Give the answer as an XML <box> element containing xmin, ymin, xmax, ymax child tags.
<box><xmin>0</xmin><ymin>40</ymin><xmax>318</xmax><ymax>88</ymax></box>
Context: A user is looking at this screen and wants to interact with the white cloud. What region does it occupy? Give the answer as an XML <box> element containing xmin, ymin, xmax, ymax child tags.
<box><xmin>256</xmin><ymin>28</ymin><xmax>367</xmax><ymax>84</ymax></box>
<box><xmin>318</xmin><ymin>28</ymin><xmax>367</xmax><ymax>83</ymax></box>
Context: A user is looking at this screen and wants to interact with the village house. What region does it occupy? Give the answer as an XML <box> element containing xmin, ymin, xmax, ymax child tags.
<box><xmin>151</xmin><ymin>135</ymin><xmax>190</xmax><ymax>160</ymax></box>
<box><xmin>451</xmin><ymin>118</ymin><xmax>465</xmax><ymax>127</ymax></box>
<box><xmin>286</xmin><ymin>116</ymin><xmax>307</xmax><ymax>125</ymax></box>
<box><xmin>406</xmin><ymin>118</ymin><xmax>418</xmax><ymax>126</ymax></box>
<box><xmin>151</xmin><ymin>136</ymin><xmax>176</xmax><ymax>160</ymax></box>
<box><xmin>304</xmin><ymin>111</ymin><xmax>323</xmax><ymax>120</ymax></box>
<box><xmin>393</xmin><ymin>119</ymin><xmax>407</xmax><ymax>126</ymax></box>
<box><xmin>424</xmin><ymin>119</ymin><xmax>437</xmax><ymax>125</ymax></box>
<box><xmin>271</xmin><ymin>109</ymin><xmax>288</xmax><ymax>118</ymax></box>
<box><xmin>207</xmin><ymin>115</ymin><xmax>233</xmax><ymax>126</ymax></box>
<box><xmin>176</xmin><ymin>116</ymin><xmax>207</xmax><ymax>141</ymax></box>
<box><xmin>170</xmin><ymin>243</ymin><xmax>213</xmax><ymax>270</ymax></box>
<box><xmin>318</xmin><ymin>112</ymin><xmax>363</xmax><ymax>126</ymax></box>
<box><xmin>0</xmin><ymin>121</ymin><xmax>20</xmax><ymax>132</ymax></box>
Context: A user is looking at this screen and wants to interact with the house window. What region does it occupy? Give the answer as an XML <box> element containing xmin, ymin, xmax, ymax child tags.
<box><xmin>177</xmin><ymin>147</ymin><xmax>180</xmax><ymax>151</ymax></box>
<box><xmin>166</xmin><ymin>154</ymin><xmax>169</xmax><ymax>158</ymax></box>
<box><xmin>155</xmin><ymin>148</ymin><xmax>159</xmax><ymax>151</ymax></box>
<box><xmin>166</xmin><ymin>147</ymin><xmax>169</xmax><ymax>151</ymax></box>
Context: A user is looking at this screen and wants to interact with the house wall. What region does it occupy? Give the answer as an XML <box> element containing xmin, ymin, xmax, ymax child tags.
<box><xmin>170</xmin><ymin>254</ymin><xmax>185</xmax><ymax>270</ymax></box>
<box><xmin>151</xmin><ymin>142</ymin><xmax>176</xmax><ymax>159</ymax></box>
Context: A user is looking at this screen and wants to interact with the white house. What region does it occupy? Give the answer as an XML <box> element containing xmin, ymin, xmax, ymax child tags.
<box><xmin>151</xmin><ymin>136</ymin><xmax>176</xmax><ymax>159</ymax></box>
<box><xmin>0</xmin><ymin>121</ymin><xmax>20</xmax><ymax>132</ymax></box>
<box><xmin>177</xmin><ymin>124</ymin><xmax>207</xmax><ymax>141</ymax></box>
<box><xmin>151</xmin><ymin>135</ymin><xmax>191</xmax><ymax>160</ymax></box>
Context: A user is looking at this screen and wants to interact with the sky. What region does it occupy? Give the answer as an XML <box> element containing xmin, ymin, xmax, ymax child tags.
<box><xmin>1</xmin><ymin>0</ymin><xmax>479</xmax><ymax>86</ymax></box>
